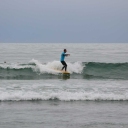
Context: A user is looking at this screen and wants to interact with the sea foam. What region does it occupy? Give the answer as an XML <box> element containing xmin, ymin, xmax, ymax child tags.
<box><xmin>29</xmin><ymin>59</ymin><xmax>84</xmax><ymax>74</ymax></box>
<box><xmin>0</xmin><ymin>90</ymin><xmax>128</xmax><ymax>101</ymax></box>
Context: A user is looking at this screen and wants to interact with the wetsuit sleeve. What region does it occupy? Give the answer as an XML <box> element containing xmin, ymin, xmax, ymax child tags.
<box><xmin>63</xmin><ymin>53</ymin><xmax>68</xmax><ymax>56</ymax></box>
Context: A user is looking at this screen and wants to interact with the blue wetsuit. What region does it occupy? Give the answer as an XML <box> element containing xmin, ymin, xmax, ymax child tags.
<box><xmin>60</xmin><ymin>52</ymin><xmax>66</xmax><ymax>61</ymax></box>
<box><xmin>60</xmin><ymin>52</ymin><xmax>67</xmax><ymax>71</ymax></box>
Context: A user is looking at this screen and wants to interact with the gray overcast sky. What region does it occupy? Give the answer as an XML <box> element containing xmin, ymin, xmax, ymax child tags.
<box><xmin>0</xmin><ymin>0</ymin><xmax>128</xmax><ymax>43</ymax></box>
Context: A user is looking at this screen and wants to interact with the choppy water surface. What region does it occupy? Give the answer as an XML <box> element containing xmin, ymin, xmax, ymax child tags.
<box><xmin>0</xmin><ymin>43</ymin><xmax>128</xmax><ymax>128</ymax></box>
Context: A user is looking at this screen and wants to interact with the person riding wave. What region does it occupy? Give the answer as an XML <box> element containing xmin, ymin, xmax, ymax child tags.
<box><xmin>60</xmin><ymin>49</ymin><xmax>70</xmax><ymax>71</ymax></box>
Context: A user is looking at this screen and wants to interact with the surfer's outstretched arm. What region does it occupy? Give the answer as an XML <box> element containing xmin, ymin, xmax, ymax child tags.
<box><xmin>65</xmin><ymin>54</ymin><xmax>70</xmax><ymax>56</ymax></box>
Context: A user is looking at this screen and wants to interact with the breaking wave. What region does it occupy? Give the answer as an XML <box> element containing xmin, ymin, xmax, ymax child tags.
<box><xmin>0</xmin><ymin>59</ymin><xmax>128</xmax><ymax>80</ymax></box>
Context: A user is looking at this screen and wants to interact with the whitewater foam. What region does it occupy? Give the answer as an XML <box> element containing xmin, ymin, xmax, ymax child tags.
<box><xmin>29</xmin><ymin>59</ymin><xmax>84</xmax><ymax>74</ymax></box>
<box><xmin>0</xmin><ymin>89</ymin><xmax>128</xmax><ymax>101</ymax></box>
<box><xmin>0</xmin><ymin>79</ymin><xmax>128</xmax><ymax>101</ymax></box>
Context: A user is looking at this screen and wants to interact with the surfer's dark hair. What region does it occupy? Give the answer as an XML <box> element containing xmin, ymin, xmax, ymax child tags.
<box><xmin>64</xmin><ymin>49</ymin><xmax>66</xmax><ymax>52</ymax></box>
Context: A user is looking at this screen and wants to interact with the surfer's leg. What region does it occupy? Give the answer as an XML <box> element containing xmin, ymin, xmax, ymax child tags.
<box><xmin>62</xmin><ymin>65</ymin><xmax>67</xmax><ymax>71</ymax></box>
<box><xmin>65</xmin><ymin>65</ymin><xmax>67</xmax><ymax>71</ymax></box>
<box><xmin>63</xmin><ymin>61</ymin><xmax>67</xmax><ymax>71</ymax></box>
<box><xmin>62</xmin><ymin>66</ymin><xmax>65</xmax><ymax>70</ymax></box>
<box><xmin>61</xmin><ymin>61</ymin><xmax>67</xmax><ymax>71</ymax></box>
<box><xmin>61</xmin><ymin>61</ymin><xmax>65</xmax><ymax>70</ymax></box>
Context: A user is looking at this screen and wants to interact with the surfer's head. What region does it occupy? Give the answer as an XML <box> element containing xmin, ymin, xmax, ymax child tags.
<box><xmin>64</xmin><ymin>49</ymin><xmax>67</xmax><ymax>53</ymax></box>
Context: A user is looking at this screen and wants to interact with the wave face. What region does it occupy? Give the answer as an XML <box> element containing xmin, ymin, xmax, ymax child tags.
<box><xmin>83</xmin><ymin>62</ymin><xmax>128</xmax><ymax>80</ymax></box>
<box><xmin>0</xmin><ymin>59</ymin><xmax>128</xmax><ymax>80</ymax></box>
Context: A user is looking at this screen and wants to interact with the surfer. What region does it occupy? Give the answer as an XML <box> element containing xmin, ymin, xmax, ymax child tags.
<box><xmin>60</xmin><ymin>49</ymin><xmax>70</xmax><ymax>71</ymax></box>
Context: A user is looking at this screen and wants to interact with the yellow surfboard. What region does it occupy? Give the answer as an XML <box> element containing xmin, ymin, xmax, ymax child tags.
<box><xmin>59</xmin><ymin>70</ymin><xmax>70</xmax><ymax>79</ymax></box>
<box><xmin>60</xmin><ymin>71</ymin><xmax>70</xmax><ymax>74</ymax></box>
<box><xmin>52</xmin><ymin>69</ymin><xmax>70</xmax><ymax>75</ymax></box>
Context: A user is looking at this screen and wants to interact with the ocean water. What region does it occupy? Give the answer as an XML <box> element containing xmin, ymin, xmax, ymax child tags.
<box><xmin>0</xmin><ymin>43</ymin><xmax>128</xmax><ymax>128</ymax></box>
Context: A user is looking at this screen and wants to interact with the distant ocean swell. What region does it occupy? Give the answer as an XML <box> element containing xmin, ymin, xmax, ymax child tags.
<box><xmin>0</xmin><ymin>59</ymin><xmax>128</xmax><ymax>80</ymax></box>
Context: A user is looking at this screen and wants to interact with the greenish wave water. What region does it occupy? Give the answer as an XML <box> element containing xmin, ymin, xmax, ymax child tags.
<box><xmin>0</xmin><ymin>61</ymin><xmax>128</xmax><ymax>80</ymax></box>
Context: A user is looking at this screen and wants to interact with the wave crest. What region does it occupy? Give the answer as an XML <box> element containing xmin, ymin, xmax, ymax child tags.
<box><xmin>0</xmin><ymin>60</ymin><xmax>128</xmax><ymax>80</ymax></box>
<box><xmin>0</xmin><ymin>59</ymin><xmax>84</xmax><ymax>79</ymax></box>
